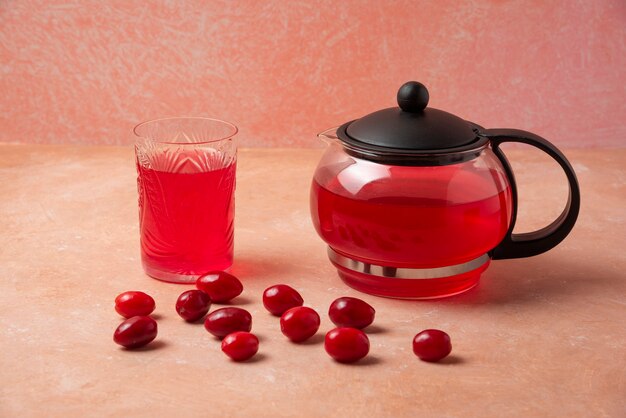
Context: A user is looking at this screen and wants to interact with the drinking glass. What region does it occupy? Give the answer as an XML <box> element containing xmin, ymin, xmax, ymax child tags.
<box><xmin>134</xmin><ymin>117</ymin><xmax>238</xmax><ymax>283</ymax></box>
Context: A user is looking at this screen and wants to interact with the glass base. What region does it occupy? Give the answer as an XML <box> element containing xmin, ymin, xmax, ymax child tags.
<box><xmin>332</xmin><ymin>260</ymin><xmax>489</xmax><ymax>300</ymax></box>
<box><xmin>142</xmin><ymin>261</ymin><xmax>232</xmax><ymax>284</ymax></box>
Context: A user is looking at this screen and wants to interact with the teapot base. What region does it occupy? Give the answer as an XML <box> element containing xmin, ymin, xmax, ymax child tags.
<box><xmin>328</xmin><ymin>247</ymin><xmax>489</xmax><ymax>300</ymax></box>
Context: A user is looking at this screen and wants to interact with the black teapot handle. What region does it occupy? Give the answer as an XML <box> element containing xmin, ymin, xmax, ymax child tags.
<box><xmin>481</xmin><ymin>129</ymin><xmax>580</xmax><ymax>260</ymax></box>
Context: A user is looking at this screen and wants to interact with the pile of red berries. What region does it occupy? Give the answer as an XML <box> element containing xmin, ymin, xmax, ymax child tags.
<box><xmin>113</xmin><ymin>272</ymin><xmax>452</xmax><ymax>363</ymax></box>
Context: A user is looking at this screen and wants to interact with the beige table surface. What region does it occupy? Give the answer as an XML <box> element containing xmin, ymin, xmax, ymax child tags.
<box><xmin>0</xmin><ymin>144</ymin><xmax>624</xmax><ymax>418</ymax></box>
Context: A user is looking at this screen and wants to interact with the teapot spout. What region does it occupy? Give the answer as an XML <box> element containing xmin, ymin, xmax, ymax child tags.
<box><xmin>318</xmin><ymin>127</ymin><xmax>340</xmax><ymax>145</ymax></box>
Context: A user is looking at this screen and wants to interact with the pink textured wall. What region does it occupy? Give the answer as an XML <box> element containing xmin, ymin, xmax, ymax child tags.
<box><xmin>1</xmin><ymin>0</ymin><xmax>625</xmax><ymax>147</ymax></box>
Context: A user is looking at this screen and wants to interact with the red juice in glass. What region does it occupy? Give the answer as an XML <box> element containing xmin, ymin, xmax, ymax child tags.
<box><xmin>134</xmin><ymin>117</ymin><xmax>238</xmax><ymax>283</ymax></box>
<box><xmin>137</xmin><ymin>160</ymin><xmax>236</xmax><ymax>278</ymax></box>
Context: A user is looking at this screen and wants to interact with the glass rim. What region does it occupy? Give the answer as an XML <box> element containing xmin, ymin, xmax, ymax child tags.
<box><xmin>133</xmin><ymin>116</ymin><xmax>238</xmax><ymax>145</ymax></box>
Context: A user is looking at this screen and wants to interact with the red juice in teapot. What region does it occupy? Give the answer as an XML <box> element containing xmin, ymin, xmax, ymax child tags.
<box><xmin>137</xmin><ymin>157</ymin><xmax>236</xmax><ymax>279</ymax></box>
<box><xmin>311</xmin><ymin>81</ymin><xmax>580</xmax><ymax>299</ymax></box>
<box><xmin>311</xmin><ymin>160</ymin><xmax>512</xmax><ymax>269</ymax></box>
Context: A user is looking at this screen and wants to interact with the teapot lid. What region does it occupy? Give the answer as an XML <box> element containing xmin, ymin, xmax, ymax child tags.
<box><xmin>337</xmin><ymin>81</ymin><xmax>488</xmax><ymax>162</ymax></box>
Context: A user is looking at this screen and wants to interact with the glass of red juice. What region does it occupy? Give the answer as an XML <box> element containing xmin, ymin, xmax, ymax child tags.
<box><xmin>133</xmin><ymin>117</ymin><xmax>238</xmax><ymax>283</ymax></box>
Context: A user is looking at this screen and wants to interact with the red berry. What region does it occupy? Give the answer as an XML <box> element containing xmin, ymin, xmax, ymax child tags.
<box><xmin>113</xmin><ymin>316</ymin><xmax>158</xmax><ymax>349</ymax></box>
<box><xmin>262</xmin><ymin>284</ymin><xmax>304</xmax><ymax>316</ymax></box>
<box><xmin>324</xmin><ymin>327</ymin><xmax>369</xmax><ymax>363</ymax></box>
<box><xmin>114</xmin><ymin>291</ymin><xmax>155</xmax><ymax>318</ymax></box>
<box><xmin>221</xmin><ymin>332</ymin><xmax>259</xmax><ymax>362</ymax></box>
<box><xmin>175</xmin><ymin>290</ymin><xmax>211</xmax><ymax>322</ymax></box>
<box><xmin>196</xmin><ymin>271</ymin><xmax>243</xmax><ymax>303</ymax></box>
<box><xmin>412</xmin><ymin>329</ymin><xmax>452</xmax><ymax>362</ymax></box>
<box><xmin>280</xmin><ymin>306</ymin><xmax>320</xmax><ymax>343</ymax></box>
<box><xmin>328</xmin><ymin>297</ymin><xmax>375</xmax><ymax>329</ymax></box>
<box><xmin>204</xmin><ymin>307</ymin><xmax>252</xmax><ymax>338</ymax></box>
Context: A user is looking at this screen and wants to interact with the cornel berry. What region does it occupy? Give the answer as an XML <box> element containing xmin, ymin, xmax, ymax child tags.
<box><xmin>324</xmin><ymin>327</ymin><xmax>370</xmax><ymax>363</ymax></box>
<box><xmin>280</xmin><ymin>306</ymin><xmax>320</xmax><ymax>343</ymax></box>
<box><xmin>175</xmin><ymin>290</ymin><xmax>211</xmax><ymax>322</ymax></box>
<box><xmin>196</xmin><ymin>271</ymin><xmax>243</xmax><ymax>303</ymax></box>
<box><xmin>412</xmin><ymin>329</ymin><xmax>452</xmax><ymax>362</ymax></box>
<box><xmin>262</xmin><ymin>284</ymin><xmax>304</xmax><ymax>316</ymax></box>
<box><xmin>113</xmin><ymin>286</ymin><xmax>457</xmax><ymax>367</ymax></box>
<box><xmin>113</xmin><ymin>316</ymin><xmax>158</xmax><ymax>349</ymax></box>
<box><xmin>204</xmin><ymin>307</ymin><xmax>252</xmax><ymax>339</ymax></box>
<box><xmin>328</xmin><ymin>297</ymin><xmax>375</xmax><ymax>329</ymax></box>
<box><xmin>114</xmin><ymin>291</ymin><xmax>155</xmax><ymax>318</ymax></box>
<box><xmin>221</xmin><ymin>331</ymin><xmax>259</xmax><ymax>362</ymax></box>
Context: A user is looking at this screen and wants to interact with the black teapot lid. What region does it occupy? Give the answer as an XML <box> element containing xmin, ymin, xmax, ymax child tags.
<box><xmin>336</xmin><ymin>81</ymin><xmax>488</xmax><ymax>164</ymax></box>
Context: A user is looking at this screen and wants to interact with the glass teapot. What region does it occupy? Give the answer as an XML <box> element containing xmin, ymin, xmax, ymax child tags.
<box><xmin>310</xmin><ymin>81</ymin><xmax>580</xmax><ymax>299</ymax></box>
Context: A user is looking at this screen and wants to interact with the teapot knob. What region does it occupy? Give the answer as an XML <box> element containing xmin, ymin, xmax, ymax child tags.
<box><xmin>397</xmin><ymin>81</ymin><xmax>429</xmax><ymax>113</ymax></box>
